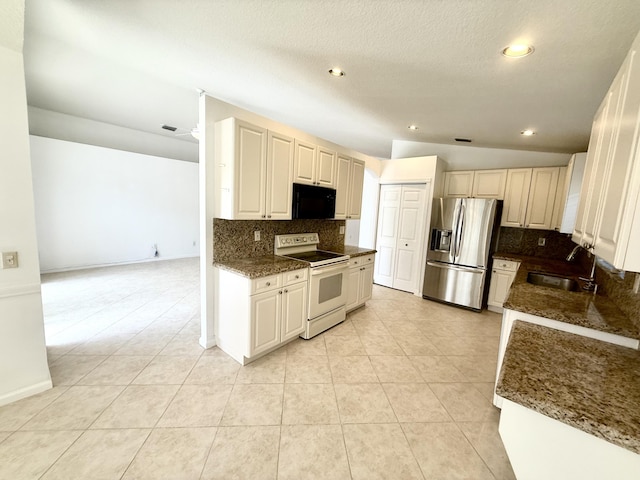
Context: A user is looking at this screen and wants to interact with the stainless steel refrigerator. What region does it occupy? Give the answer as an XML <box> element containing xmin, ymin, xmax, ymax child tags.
<box><xmin>422</xmin><ymin>198</ymin><xmax>499</xmax><ymax>311</ymax></box>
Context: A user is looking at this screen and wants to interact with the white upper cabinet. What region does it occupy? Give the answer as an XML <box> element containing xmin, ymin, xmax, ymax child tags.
<box><xmin>347</xmin><ymin>159</ymin><xmax>365</xmax><ymax>219</ymax></box>
<box><xmin>443</xmin><ymin>171</ymin><xmax>474</xmax><ymax>197</ymax></box>
<box><xmin>266</xmin><ymin>131</ymin><xmax>295</xmax><ymax>220</ymax></box>
<box><xmin>472</xmin><ymin>169</ymin><xmax>507</xmax><ymax>199</ymax></box>
<box><xmin>335</xmin><ymin>154</ymin><xmax>365</xmax><ymax>219</ymax></box>
<box><xmin>215</xmin><ymin>118</ymin><xmax>293</xmax><ymax>220</ymax></box>
<box><xmin>501</xmin><ymin>167</ymin><xmax>559</xmax><ymax>229</ymax></box>
<box><xmin>573</xmin><ymin>32</ymin><xmax>640</xmax><ymax>271</ymax></box>
<box><xmin>294</xmin><ymin>141</ymin><xmax>336</xmax><ymax>188</ymax></box>
<box><xmin>525</xmin><ymin>167</ymin><xmax>560</xmax><ymax>229</ymax></box>
<box><xmin>316</xmin><ymin>147</ymin><xmax>336</xmax><ymax>187</ymax></box>
<box><xmin>444</xmin><ymin>169</ymin><xmax>507</xmax><ymax>199</ymax></box>
<box><xmin>501</xmin><ymin>168</ymin><xmax>533</xmax><ymax>228</ymax></box>
<box><xmin>557</xmin><ymin>153</ymin><xmax>587</xmax><ymax>234</ymax></box>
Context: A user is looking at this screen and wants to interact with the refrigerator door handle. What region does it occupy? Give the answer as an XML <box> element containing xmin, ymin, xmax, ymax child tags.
<box><xmin>455</xmin><ymin>203</ymin><xmax>465</xmax><ymax>259</ymax></box>
<box><xmin>426</xmin><ymin>261</ymin><xmax>483</xmax><ymax>274</ymax></box>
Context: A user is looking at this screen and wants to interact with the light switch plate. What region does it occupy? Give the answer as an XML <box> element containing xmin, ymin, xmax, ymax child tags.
<box><xmin>339</xmin><ymin>226</ymin><xmax>345</xmax><ymax>235</ymax></box>
<box><xmin>2</xmin><ymin>251</ymin><xmax>18</xmax><ymax>269</ymax></box>
<box><xmin>537</xmin><ymin>238</ymin><xmax>546</xmax><ymax>246</ymax></box>
<box><xmin>254</xmin><ymin>231</ymin><xmax>261</xmax><ymax>241</ymax></box>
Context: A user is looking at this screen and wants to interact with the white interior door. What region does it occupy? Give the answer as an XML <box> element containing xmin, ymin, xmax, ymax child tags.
<box><xmin>374</xmin><ymin>185</ymin><xmax>401</xmax><ymax>288</ymax></box>
<box><xmin>374</xmin><ymin>184</ymin><xmax>427</xmax><ymax>293</ymax></box>
<box><xmin>393</xmin><ymin>185</ymin><xmax>426</xmax><ymax>292</ymax></box>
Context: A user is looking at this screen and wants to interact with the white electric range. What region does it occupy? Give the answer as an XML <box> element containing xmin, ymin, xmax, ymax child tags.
<box><xmin>275</xmin><ymin>233</ymin><xmax>349</xmax><ymax>339</ymax></box>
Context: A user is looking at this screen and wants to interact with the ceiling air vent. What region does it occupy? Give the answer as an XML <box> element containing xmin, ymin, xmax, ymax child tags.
<box><xmin>454</xmin><ymin>138</ymin><xmax>472</xmax><ymax>143</ymax></box>
<box><xmin>161</xmin><ymin>124</ymin><xmax>178</xmax><ymax>132</ymax></box>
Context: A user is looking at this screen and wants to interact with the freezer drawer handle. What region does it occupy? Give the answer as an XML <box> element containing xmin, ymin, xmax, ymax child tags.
<box><xmin>426</xmin><ymin>261</ymin><xmax>482</xmax><ymax>274</ymax></box>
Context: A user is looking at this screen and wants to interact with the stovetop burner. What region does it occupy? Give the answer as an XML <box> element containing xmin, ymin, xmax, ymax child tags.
<box><xmin>274</xmin><ymin>233</ymin><xmax>350</xmax><ymax>268</ymax></box>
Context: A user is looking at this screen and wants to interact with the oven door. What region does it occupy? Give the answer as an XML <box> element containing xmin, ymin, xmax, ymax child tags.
<box><xmin>308</xmin><ymin>262</ymin><xmax>348</xmax><ymax>319</ymax></box>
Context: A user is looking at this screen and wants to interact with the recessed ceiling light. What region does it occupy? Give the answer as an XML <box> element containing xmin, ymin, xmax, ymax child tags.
<box><xmin>408</xmin><ymin>125</ymin><xmax>419</xmax><ymax>131</ymax></box>
<box><xmin>328</xmin><ymin>68</ymin><xmax>345</xmax><ymax>77</ymax></box>
<box><xmin>521</xmin><ymin>129</ymin><xmax>536</xmax><ymax>136</ymax></box>
<box><xmin>502</xmin><ymin>44</ymin><xmax>534</xmax><ymax>58</ymax></box>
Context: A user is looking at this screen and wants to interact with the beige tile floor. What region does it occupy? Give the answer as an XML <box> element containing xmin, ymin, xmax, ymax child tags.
<box><xmin>0</xmin><ymin>258</ymin><xmax>515</xmax><ymax>479</ymax></box>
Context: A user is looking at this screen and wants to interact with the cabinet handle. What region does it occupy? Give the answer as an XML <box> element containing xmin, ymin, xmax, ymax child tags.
<box><xmin>284</xmin><ymin>289</ymin><xmax>288</xmax><ymax>293</ymax></box>
<box><xmin>295</xmin><ymin>275</ymin><xmax>299</xmax><ymax>279</ymax></box>
<box><xmin>405</xmin><ymin>243</ymin><xmax>408</xmax><ymax>246</ymax></box>
<box><xmin>261</xmin><ymin>215</ymin><xmax>266</xmax><ymax>218</ymax></box>
<box><xmin>267</xmin><ymin>215</ymin><xmax>271</xmax><ymax>218</ymax></box>
<box><xmin>266</xmin><ymin>282</ymin><xmax>271</xmax><ymax>286</ymax></box>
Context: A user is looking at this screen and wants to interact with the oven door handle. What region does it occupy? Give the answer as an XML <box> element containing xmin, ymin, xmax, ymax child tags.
<box><xmin>310</xmin><ymin>263</ymin><xmax>349</xmax><ymax>276</ymax></box>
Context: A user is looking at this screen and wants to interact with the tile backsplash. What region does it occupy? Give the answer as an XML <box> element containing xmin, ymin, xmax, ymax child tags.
<box><xmin>496</xmin><ymin>227</ymin><xmax>579</xmax><ymax>261</ymax></box>
<box><xmin>213</xmin><ymin>218</ymin><xmax>345</xmax><ymax>262</ymax></box>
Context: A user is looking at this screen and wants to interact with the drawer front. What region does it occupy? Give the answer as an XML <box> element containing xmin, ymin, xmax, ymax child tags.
<box><xmin>284</xmin><ymin>268</ymin><xmax>308</xmax><ymax>285</ymax></box>
<box><xmin>349</xmin><ymin>254</ymin><xmax>375</xmax><ymax>267</ymax></box>
<box><xmin>493</xmin><ymin>259</ymin><xmax>520</xmax><ymax>272</ymax></box>
<box><xmin>251</xmin><ymin>274</ymin><xmax>281</xmax><ymax>294</ymax></box>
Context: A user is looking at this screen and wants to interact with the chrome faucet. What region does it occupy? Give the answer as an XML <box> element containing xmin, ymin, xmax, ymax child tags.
<box><xmin>566</xmin><ymin>244</ymin><xmax>582</xmax><ymax>261</ymax></box>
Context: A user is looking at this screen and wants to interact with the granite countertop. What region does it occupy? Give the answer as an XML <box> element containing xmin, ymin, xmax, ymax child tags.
<box><xmin>214</xmin><ymin>247</ymin><xmax>376</xmax><ymax>279</ymax></box>
<box><xmin>214</xmin><ymin>255</ymin><xmax>308</xmax><ymax>279</ymax></box>
<box><xmin>330</xmin><ymin>245</ymin><xmax>377</xmax><ymax>257</ymax></box>
<box><xmin>496</xmin><ymin>321</ymin><xmax>640</xmax><ymax>454</ymax></box>
<box><xmin>494</xmin><ymin>253</ymin><xmax>640</xmax><ymax>340</ymax></box>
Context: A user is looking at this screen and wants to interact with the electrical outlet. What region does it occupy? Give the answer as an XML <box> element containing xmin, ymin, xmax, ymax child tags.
<box><xmin>2</xmin><ymin>251</ymin><xmax>18</xmax><ymax>269</ymax></box>
<box><xmin>538</xmin><ymin>237</ymin><xmax>546</xmax><ymax>247</ymax></box>
<box><xmin>254</xmin><ymin>231</ymin><xmax>261</xmax><ymax>241</ymax></box>
<box><xmin>339</xmin><ymin>226</ymin><xmax>345</xmax><ymax>235</ymax></box>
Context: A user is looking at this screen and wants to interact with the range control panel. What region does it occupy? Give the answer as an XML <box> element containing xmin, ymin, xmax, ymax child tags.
<box><xmin>274</xmin><ymin>233</ymin><xmax>319</xmax><ymax>249</ymax></box>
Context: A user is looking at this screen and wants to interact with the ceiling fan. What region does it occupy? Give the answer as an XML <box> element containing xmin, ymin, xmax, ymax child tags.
<box><xmin>161</xmin><ymin>124</ymin><xmax>200</xmax><ymax>140</ymax></box>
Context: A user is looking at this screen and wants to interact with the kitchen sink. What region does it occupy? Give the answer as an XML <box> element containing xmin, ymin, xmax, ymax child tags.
<box><xmin>526</xmin><ymin>272</ymin><xmax>579</xmax><ymax>292</ymax></box>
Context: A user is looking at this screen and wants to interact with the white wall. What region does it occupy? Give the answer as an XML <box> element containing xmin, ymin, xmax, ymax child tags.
<box><xmin>30</xmin><ymin>136</ymin><xmax>199</xmax><ymax>272</ymax></box>
<box><xmin>391</xmin><ymin>140</ymin><xmax>571</xmax><ymax>170</ymax></box>
<box><xmin>0</xmin><ymin>0</ymin><xmax>52</xmax><ymax>406</ymax></box>
<box><xmin>380</xmin><ymin>155</ymin><xmax>445</xmax><ymax>183</ymax></box>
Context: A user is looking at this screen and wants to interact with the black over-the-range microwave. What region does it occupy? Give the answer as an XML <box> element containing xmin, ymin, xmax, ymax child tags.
<box><xmin>292</xmin><ymin>183</ymin><xmax>337</xmax><ymax>219</ymax></box>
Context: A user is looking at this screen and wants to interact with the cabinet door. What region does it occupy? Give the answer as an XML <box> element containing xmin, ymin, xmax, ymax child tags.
<box><xmin>501</xmin><ymin>169</ymin><xmax>532</xmax><ymax>227</ymax></box>
<box><xmin>346</xmin><ymin>266</ymin><xmax>361</xmax><ymax>311</ymax></box>
<box><xmin>551</xmin><ymin>166</ymin><xmax>568</xmax><ymax>231</ymax></box>
<box><xmin>266</xmin><ymin>131</ymin><xmax>294</xmax><ymax>219</ymax></box>
<box><xmin>347</xmin><ymin>160</ymin><xmax>365</xmax><ymax>219</ymax></box>
<box><xmin>472</xmin><ymin>170</ymin><xmax>507</xmax><ymax>199</ymax></box>
<box><xmin>281</xmin><ymin>282</ymin><xmax>306</xmax><ymax>342</ymax></box>
<box><xmin>293</xmin><ymin>140</ymin><xmax>316</xmax><ymax>185</ymax></box>
<box><xmin>583</xmin><ymin>86</ymin><xmax>621</xmax><ymax>247</ymax></box>
<box><xmin>594</xmin><ymin>48</ymin><xmax>640</xmax><ymax>268</ymax></box>
<box><xmin>487</xmin><ymin>269</ymin><xmax>516</xmax><ymax>307</ymax></box>
<box><xmin>573</xmin><ymin>102</ymin><xmax>610</xmax><ymax>245</ymax></box>
<box><xmin>334</xmin><ymin>154</ymin><xmax>351</xmax><ymax>219</ymax></box>
<box><xmin>234</xmin><ymin>120</ymin><xmax>268</xmax><ymax>219</ymax></box>
<box><xmin>444</xmin><ymin>171</ymin><xmax>474</xmax><ymax>197</ymax></box>
<box><xmin>316</xmin><ymin>147</ymin><xmax>336</xmax><ymax>187</ymax></box>
<box><xmin>524</xmin><ymin>167</ymin><xmax>559</xmax><ymax>229</ymax></box>
<box><xmin>359</xmin><ymin>264</ymin><xmax>374</xmax><ymax>304</ymax></box>
<box><xmin>250</xmin><ymin>290</ymin><xmax>281</xmax><ymax>356</ymax></box>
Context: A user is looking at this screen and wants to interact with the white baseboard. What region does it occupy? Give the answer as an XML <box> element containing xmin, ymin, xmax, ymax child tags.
<box><xmin>40</xmin><ymin>254</ymin><xmax>199</xmax><ymax>274</ymax></box>
<box><xmin>0</xmin><ymin>283</ymin><xmax>42</xmax><ymax>299</ymax></box>
<box><xmin>0</xmin><ymin>379</ymin><xmax>53</xmax><ymax>408</ymax></box>
<box><xmin>199</xmin><ymin>334</ymin><xmax>217</xmax><ymax>350</ymax></box>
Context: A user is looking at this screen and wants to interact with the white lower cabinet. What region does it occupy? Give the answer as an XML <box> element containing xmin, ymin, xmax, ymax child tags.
<box><xmin>487</xmin><ymin>259</ymin><xmax>520</xmax><ymax>312</ymax></box>
<box><xmin>216</xmin><ymin>267</ymin><xmax>308</xmax><ymax>364</ymax></box>
<box><xmin>346</xmin><ymin>254</ymin><xmax>375</xmax><ymax>312</ymax></box>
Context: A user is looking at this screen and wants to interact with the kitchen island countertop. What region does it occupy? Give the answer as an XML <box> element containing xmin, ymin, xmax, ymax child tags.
<box><xmin>496</xmin><ymin>320</ymin><xmax>640</xmax><ymax>454</ymax></box>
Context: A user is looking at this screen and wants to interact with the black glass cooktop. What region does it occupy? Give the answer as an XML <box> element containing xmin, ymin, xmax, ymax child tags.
<box><xmin>283</xmin><ymin>250</ymin><xmax>345</xmax><ymax>263</ymax></box>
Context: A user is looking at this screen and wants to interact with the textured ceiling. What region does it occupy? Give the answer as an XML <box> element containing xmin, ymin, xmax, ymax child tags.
<box><xmin>23</xmin><ymin>0</ymin><xmax>640</xmax><ymax>159</ymax></box>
